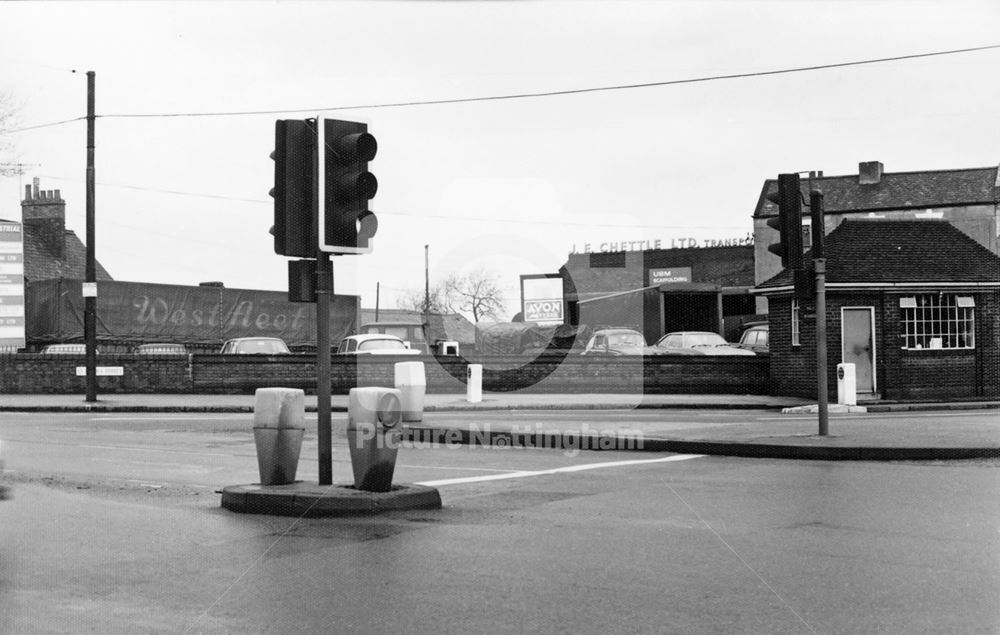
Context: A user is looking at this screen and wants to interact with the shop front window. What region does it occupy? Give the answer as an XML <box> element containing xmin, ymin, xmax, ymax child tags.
<box><xmin>899</xmin><ymin>295</ymin><xmax>975</xmax><ymax>350</ymax></box>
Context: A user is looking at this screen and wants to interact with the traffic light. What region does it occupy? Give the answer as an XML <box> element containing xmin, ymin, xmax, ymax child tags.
<box><xmin>319</xmin><ymin>118</ymin><xmax>378</xmax><ymax>254</ymax></box>
<box><xmin>270</xmin><ymin>119</ymin><xmax>316</xmax><ymax>257</ymax></box>
<box><xmin>765</xmin><ymin>173</ymin><xmax>804</xmax><ymax>270</ymax></box>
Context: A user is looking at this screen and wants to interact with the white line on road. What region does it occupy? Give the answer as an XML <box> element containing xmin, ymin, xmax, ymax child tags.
<box><xmin>416</xmin><ymin>454</ymin><xmax>705</xmax><ymax>487</ymax></box>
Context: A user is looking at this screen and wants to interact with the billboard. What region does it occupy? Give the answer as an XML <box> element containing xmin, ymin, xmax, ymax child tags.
<box><xmin>520</xmin><ymin>274</ymin><xmax>564</xmax><ymax>326</ymax></box>
<box><xmin>0</xmin><ymin>221</ymin><xmax>25</xmax><ymax>352</ymax></box>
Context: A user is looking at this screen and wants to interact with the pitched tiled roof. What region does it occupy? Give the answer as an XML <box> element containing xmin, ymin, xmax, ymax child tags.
<box><xmin>22</xmin><ymin>228</ymin><xmax>113</xmax><ymax>283</ymax></box>
<box><xmin>754</xmin><ymin>166</ymin><xmax>999</xmax><ymax>217</ymax></box>
<box><xmin>757</xmin><ymin>220</ymin><xmax>1000</xmax><ymax>289</ymax></box>
<box><xmin>359</xmin><ymin>308</ymin><xmax>476</xmax><ymax>344</ymax></box>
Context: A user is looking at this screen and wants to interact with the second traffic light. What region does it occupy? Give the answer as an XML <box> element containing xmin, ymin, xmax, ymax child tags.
<box><xmin>319</xmin><ymin>118</ymin><xmax>379</xmax><ymax>254</ymax></box>
<box><xmin>271</xmin><ymin>119</ymin><xmax>316</xmax><ymax>258</ymax></box>
<box><xmin>765</xmin><ymin>173</ymin><xmax>804</xmax><ymax>270</ymax></box>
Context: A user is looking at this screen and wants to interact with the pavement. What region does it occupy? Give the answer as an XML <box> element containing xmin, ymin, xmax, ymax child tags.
<box><xmin>1</xmin><ymin>391</ymin><xmax>998</xmax><ymax>461</ymax></box>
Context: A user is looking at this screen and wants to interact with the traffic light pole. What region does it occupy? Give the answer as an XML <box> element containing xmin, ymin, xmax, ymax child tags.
<box><xmin>815</xmin><ymin>258</ymin><xmax>828</xmax><ymax>436</ymax></box>
<box><xmin>810</xmin><ymin>189</ymin><xmax>828</xmax><ymax>436</ymax></box>
<box><xmin>315</xmin><ymin>252</ymin><xmax>333</xmax><ymax>485</ymax></box>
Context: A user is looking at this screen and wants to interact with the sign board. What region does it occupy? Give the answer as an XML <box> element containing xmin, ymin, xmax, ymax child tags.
<box><xmin>0</xmin><ymin>222</ymin><xmax>25</xmax><ymax>352</ymax></box>
<box><xmin>649</xmin><ymin>267</ymin><xmax>692</xmax><ymax>285</ymax></box>
<box><xmin>521</xmin><ymin>275</ymin><xmax>564</xmax><ymax>326</ymax></box>
<box><xmin>76</xmin><ymin>366</ymin><xmax>124</xmax><ymax>377</ymax></box>
<box><xmin>82</xmin><ymin>282</ymin><xmax>98</xmax><ymax>298</ymax></box>
<box><xmin>524</xmin><ymin>299</ymin><xmax>563</xmax><ymax>323</ymax></box>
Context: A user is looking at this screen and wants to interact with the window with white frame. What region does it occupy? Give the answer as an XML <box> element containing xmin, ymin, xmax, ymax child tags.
<box><xmin>790</xmin><ymin>299</ymin><xmax>800</xmax><ymax>347</ymax></box>
<box><xmin>899</xmin><ymin>295</ymin><xmax>975</xmax><ymax>350</ymax></box>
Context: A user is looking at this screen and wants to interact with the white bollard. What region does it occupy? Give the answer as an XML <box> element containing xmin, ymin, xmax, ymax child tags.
<box><xmin>347</xmin><ymin>387</ymin><xmax>403</xmax><ymax>492</ymax></box>
<box><xmin>837</xmin><ymin>363</ymin><xmax>857</xmax><ymax>406</ymax></box>
<box><xmin>467</xmin><ymin>364</ymin><xmax>482</xmax><ymax>403</ymax></box>
<box><xmin>394</xmin><ymin>361</ymin><xmax>426</xmax><ymax>422</ymax></box>
<box><xmin>252</xmin><ymin>388</ymin><xmax>305</xmax><ymax>486</ymax></box>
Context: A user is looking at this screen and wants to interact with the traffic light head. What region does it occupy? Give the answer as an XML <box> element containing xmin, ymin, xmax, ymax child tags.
<box><xmin>270</xmin><ymin>119</ymin><xmax>316</xmax><ymax>258</ymax></box>
<box><xmin>765</xmin><ymin>173</ymin><xmax>804</xmax><ymax>270</ymax></box>
<box><xmin>320</xmin><ymin>119</ymin><xmax>378</xmax><ymax>254</ymax></box>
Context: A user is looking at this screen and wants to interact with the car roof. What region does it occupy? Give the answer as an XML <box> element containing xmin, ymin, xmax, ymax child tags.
<box><xmin>225</xmin><ymin>337</ymin><xmax>284</xmax><ymax>342</ymax></box>
<box><xmin>594</xmin><ymin>328</ymin><xmax>642</xmax><ymax>334</ymax></box>
<box><xmin>346</xmin><ymin>334</ymin><xmax>405</xmax><ymax>341</ymax></box>
<box><xmin>663</xmin><ymin>331</ymin><xmax>721</xmax><ymax>336</ymax></box>
<box><xmin>360</xmin><ymin>321</ymin><xmax>423</xmax><ymax>327</ymax></box>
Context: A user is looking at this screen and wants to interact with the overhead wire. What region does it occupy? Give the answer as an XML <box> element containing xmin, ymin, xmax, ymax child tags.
<box><xmin>5</xmin><ymin>43</ymin><xmax>999</xmax><ymax>132</ymax></box>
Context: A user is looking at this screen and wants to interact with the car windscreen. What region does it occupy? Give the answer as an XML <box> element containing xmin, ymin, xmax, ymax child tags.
<box><xmin>609</xmin><ymin>333</ymin><xmax>643</xmax><ymax>347</ymax></box>
<box><xmin>241</xmin><ymin>340</ymin><xmax>289</xmax><ymax>354</ymax></box>
<box><xmin>687</xmin><ymin>333</ymin><xmax>727</xmax><ymax>347</ymax></box>
<box><xmin>358</xmin><ymin>339</ymin><xmax>406</xmax><ymax>351</ymax></box>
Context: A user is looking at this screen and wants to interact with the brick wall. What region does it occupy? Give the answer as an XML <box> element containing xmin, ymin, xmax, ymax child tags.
<box><xmin>0</xmin><ymin>353</ymin><xmax>768</xmax><ymax>395</ymax></box>
<box><xmin>768</xmin><ymin>290</ymin><xmax>999</xmax><ymax>400</ymax></box>
<box><xmin>0</xmin><ymin>354</ymin><xmax>192</xmax><ymax>394</ymax></box>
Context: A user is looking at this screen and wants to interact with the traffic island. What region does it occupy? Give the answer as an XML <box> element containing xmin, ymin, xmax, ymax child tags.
<box><xmin>220</xmin><ymin>482</ymin><xmax>442</xmax><ymax>517</ymax></box>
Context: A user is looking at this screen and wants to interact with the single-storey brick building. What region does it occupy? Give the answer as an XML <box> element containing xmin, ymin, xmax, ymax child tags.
<box><xmin>756</xmin><ymin>220</ymin><xmax>1000</xmax><ymax>401</ymax></box>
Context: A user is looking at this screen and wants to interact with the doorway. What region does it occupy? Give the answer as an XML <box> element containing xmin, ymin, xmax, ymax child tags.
<box><xmin>841</xmin><ymin>307</ymin><xmax>876</xmax><ymax>394</ymax></box>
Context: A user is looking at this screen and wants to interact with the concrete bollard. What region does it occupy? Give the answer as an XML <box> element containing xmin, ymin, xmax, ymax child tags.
<box><xmin>394</xmin><ymin>361</ymin><xmax>426</xmax><ymax>422</ymax></box>
<box><xmin>252</xmin><ymin>388</ymin><xmax>305</xmax><ymax>486</ymax></box>
<box><xmin>347</xmin><ymin>387</ymin><xmax>403</xmax><ymax>492</ymax></box>
<box><xmin>467</xmin><ymin>364</ymin><xmax>482</xmax><ymax>403</ymax></box>
<box><xmin>837</xmin><ymin>363</ymin><xmax>857</xmax><ymax>406</ymax></box>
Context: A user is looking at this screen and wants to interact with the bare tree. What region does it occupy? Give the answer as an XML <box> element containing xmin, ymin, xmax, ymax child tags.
<box><xmin>395</xmin><ymin>285</ymin><xmax>450</xmax><ymax>314</ymax></box>
<box><xmin>443</xmin><ymin>268</ymin><xmax>506</xmax><ymax>323</ymax></box>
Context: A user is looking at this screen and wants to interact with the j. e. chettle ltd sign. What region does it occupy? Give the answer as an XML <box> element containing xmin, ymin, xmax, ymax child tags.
<box><xmin>571</xmin><ymin>234</ymin><xmax>752</xmax><ymax>254</ymax></box>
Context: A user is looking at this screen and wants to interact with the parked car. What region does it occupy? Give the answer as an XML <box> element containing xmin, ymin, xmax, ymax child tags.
<box><xmin>357</xmin><ymin>321</ymin><xmax>429</xmax><ymax>354</ymax></box>
<box><xmin>219</xmin><ymin>337</ymin><xmax>290</xmax><ymax>354</ymax></box>
<box><xmin>134</xmin><ymin>343</ymin><xmax>188</xmax><ymax>355</ymax></box>
<box><xmin>650</xmin><ymin>331</ymin><xmax>756</xmax><ymax>356</ymax></box>
<box><xmin>39</xmin><ymin>344</ymin><xmax>90</xmax><ymax>355</ymax></box>
<box><xmin>336</xmin><ymin>334</ymin><xmax>423</xmax><ymax>355</ymax></box>
<box><xmin>737</xmin><ymin>322</ymin><xmax>769</xmax><ymax>354</ymax></box>
<box><xmin>580</xmin><ymin>328</ymin><xmax>647</xmax><ymax>356</ymax></box>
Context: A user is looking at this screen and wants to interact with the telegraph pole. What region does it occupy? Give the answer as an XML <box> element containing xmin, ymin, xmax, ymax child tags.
<box><xmin>85</xmin><ymin>71</ymin><xmax>97</xmax><ymax>402</ymax></box>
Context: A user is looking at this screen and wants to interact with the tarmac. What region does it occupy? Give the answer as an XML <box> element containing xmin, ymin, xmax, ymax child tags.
<box><xmin>1</xmin><ymin>390</ymin><xmax>998</xmax><ymax>461</ymax></box>
<box><xmin>4</xmin><ymin>390</ymin><xmax>997</xmax><ymax>516</ymax></box>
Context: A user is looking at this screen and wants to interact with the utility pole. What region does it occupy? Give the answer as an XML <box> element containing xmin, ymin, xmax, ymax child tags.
<box><xmin>85</xmin><ymin>71</ymin><xmax>97</xmax><ymax>402</ymax></box>
<box><xmin>424</xmin><ymin>244</ymin><xmax>430</xmax><ymax>314</ymax></box>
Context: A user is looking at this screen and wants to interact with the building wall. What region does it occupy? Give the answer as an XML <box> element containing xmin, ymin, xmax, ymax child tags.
<box><xmin>768</xmin><ymin>290</ymin><xmax>999</xmax><ymax>400</ymax></box>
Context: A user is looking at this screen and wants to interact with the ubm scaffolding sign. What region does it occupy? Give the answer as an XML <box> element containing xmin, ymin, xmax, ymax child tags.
<box><xmin>0</xmin><ymin>222</ymin><xmax>25</xmax><ymax>352</ymax></box>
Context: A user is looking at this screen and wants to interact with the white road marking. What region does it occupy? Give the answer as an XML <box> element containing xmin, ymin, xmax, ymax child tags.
<box><xmin>396</xmin><ymin>463</ymin><xmax>520</xmax><ymax>473</ymax></box>
<box><xmin>416</xmin><ymin>454</ymin><xmax>705</xmax><ymax>487</ymax></box>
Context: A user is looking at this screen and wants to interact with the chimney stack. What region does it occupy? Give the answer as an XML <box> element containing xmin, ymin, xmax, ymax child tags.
<box><xmin>21</xmin><ymin>178</ymin><xmax>67</xmax><ymax>259</ymax></box>
<box><xmin>859</xmin><ymin>161</ymin><xmax>883</xmax><ymax>185</ymax></box>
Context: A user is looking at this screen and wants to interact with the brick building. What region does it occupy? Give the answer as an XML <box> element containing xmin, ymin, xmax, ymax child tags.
<box><xmin>753</xmin><ymin>161</ymin><xmax>999</xmax><ymax>313</ymax></box>
<box><xmin>756</xmin><ymin>220</ymin><xmax>1000</xmax><ymax>401</ymax></box>
<box><xmin>559</xmin><ymin>244</ymin><xmax>758</xmax><ymax>345</ymax></box>
<box><xmin>14</xmin><ymin>178</ymin><xmax>113</xmax><ymax>282</ymax></box>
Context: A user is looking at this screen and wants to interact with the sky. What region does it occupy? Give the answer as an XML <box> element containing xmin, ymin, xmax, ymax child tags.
<box><xmin>1</xmin><ymin>1</ymin><xmax>998</xmax><ymax>321</ymax></box>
